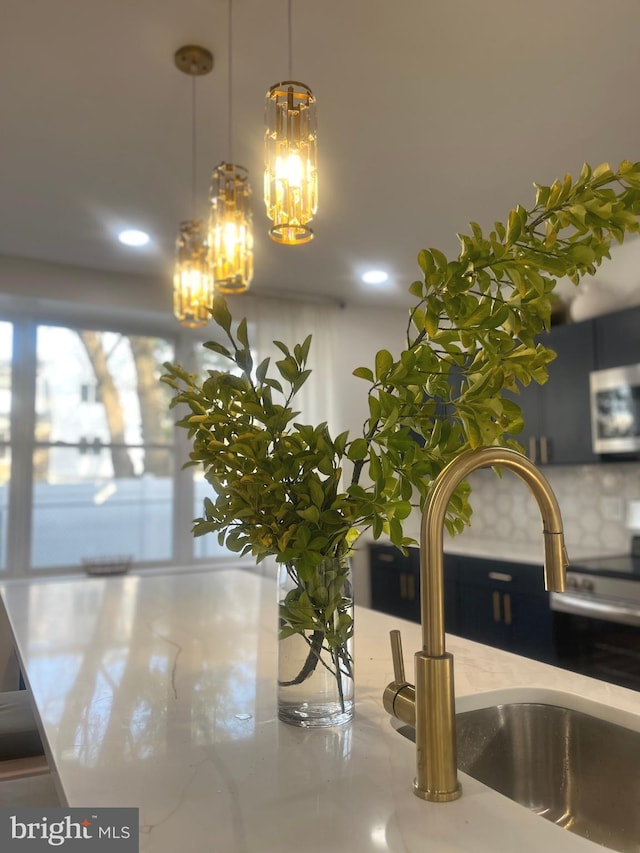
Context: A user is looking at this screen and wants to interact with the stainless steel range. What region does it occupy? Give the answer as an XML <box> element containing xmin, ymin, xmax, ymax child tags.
<box><xmin>551</xmin><ymin>538</ymin><xmax>640</xmax><ymax>690</ymax></box>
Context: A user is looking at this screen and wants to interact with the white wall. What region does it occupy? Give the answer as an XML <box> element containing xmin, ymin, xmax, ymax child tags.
<box><xmin>0</xmin><ymin>254</ymin><xmax>164</xmax><ymax>306</ymax></box>
<box><xmin>332</xmin><ymin>301</ymin><xmax>410</xmax><ymax>432</ymax></box>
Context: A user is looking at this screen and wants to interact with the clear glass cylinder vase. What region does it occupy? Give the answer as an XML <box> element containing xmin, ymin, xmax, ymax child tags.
<box><xmin>277</xmin><ymin>555</ymin><xmax>354</xmax><ymax>727</ymax></box>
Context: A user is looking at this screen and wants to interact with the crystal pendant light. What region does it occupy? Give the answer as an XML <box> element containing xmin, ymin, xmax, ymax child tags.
<box><xmin>264</xmin><ymin>0</ymin><xmax>318</xmax><ymax>245</ymax></box>
<box><xmin>173</xmin><ymin>45</ymin><xmax>215</xmax><ymax>327</ymax></box>
<box><xmin>208</xmin><ymin>0</ymin><xmax>253</xmax><ymax>293</ymax></box>
<box><xmin>209</xmin><ymin>163</ymin><xmax>253</xmax><ymax>292</ymax></box>
<box><xmin>173</xmin><ymin>219</ymin><xmax>212</xmax><ymax>326</ymax></box>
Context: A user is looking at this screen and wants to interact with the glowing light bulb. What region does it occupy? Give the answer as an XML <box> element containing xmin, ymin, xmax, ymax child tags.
<box><xmin>276</xmin><ymin>152</ymin><xmax>303</xmax><ymax>189</ymax></box>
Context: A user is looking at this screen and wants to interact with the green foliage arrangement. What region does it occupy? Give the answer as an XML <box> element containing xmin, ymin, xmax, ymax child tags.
<box><xmin>162</xmin><ymin>160</ymin><xmax>640</xmax><ymax>697</ymax></box>
<box><xmin>162</xmin><ymin>160</ymin><xmax>640</xmax><ymax>561</ymax></box>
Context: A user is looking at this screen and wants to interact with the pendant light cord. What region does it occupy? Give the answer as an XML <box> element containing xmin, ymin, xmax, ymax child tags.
<box><xmin>228</xmin><ymin>0</ymin><xmax>233</xmax><ymax>163</ymax></box>
<box><xmin>288</xmin><ymin>0</ymin><xmax>293</xmax><ymax>79</ymax></box>
<box><xmin>191</xmin><ymin>71</ymin><xmax>197</xmax><ymax>218</ymax></box>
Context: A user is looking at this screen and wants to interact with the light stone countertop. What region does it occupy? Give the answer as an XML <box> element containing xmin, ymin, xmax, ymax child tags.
<box><xmin>442</xmin><ymin>535</ymin><xmax>623</xmax><ymax>565</ymax></box>
<box><xmin>1</xmin><ymin>568</ymin><xmax>639</xmax><ymax>853</ymax></box>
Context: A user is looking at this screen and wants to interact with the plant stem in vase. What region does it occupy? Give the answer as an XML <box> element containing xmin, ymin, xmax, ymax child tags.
<box><xmin>277</xmin><ymin>555</ymin><xmax>354</xmax><ymax>727</ymax></box>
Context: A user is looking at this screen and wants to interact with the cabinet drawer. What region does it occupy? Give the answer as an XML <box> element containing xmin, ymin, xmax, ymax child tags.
<box><xmin>455</xmin><ymin>555</ymin><xmax>546</xmax><ymax>596</ymax></box>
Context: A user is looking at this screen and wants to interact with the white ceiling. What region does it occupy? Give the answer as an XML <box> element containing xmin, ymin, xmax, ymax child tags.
<box><xmin>3</xmin><ymin>0</ymin><xmax>640</xmax><ymax>311</ymax></box>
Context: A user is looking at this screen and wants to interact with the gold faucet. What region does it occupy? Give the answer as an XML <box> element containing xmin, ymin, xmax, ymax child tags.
<box><xmin>383</xmin><ymin>446</ymin><xmax>569</xmax><ymax>802</ymax></box>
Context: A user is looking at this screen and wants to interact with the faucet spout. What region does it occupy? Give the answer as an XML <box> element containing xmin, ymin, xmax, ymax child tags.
<box><xmin>421</xmin><ymin>446</ymin><xmax>568</xmax><ymax>655</ymax></box>
<box><xmin>383</xmin><ymin>446</ymin><xmax>569</xmax><ymax>803</ymax></box>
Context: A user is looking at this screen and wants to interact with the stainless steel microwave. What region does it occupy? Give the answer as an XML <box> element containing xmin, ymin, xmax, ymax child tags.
<box><xmin>590</xmin><ymin>363</ymin><xmax>640</xmax><ymax>455</ymax></box>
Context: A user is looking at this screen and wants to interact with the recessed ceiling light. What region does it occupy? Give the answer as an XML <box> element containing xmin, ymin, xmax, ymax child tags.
<box><xmin>361</xmin><ymin>269</ymin><xmax>389</xmax><ymax>285</ymax></box>
<box><xmin>118</xmin><ymin>229</ymin><xmax>150</xmax><ymax>247</ymax></box>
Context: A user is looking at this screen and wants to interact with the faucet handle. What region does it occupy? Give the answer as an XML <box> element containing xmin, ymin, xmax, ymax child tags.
<box><xmin>383</xmin><ymin>629</ymin><xmax>416</xmax><ymax>727</ymax></box>
<box><xmin>389</xmin><ymin>629</ymin><xmax>407</xmax><ymax>683</ymax></box>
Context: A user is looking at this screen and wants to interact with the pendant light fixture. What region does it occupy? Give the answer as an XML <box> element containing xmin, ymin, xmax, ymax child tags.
<box><xmin>264</xmin><ymin>0</ymin><xmax>318</xmax><ymax>245</ymax></box>
<box><xmin>173</xmin><ymin>45</ymin><xmax>215</xmax><ymax>328</ymax></box>
<box><xmin>208</xmin><ymin>0</ymin><xmax>254</xmax><ymax>294</ymax></box>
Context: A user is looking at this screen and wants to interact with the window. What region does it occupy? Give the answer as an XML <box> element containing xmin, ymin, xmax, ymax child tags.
<box><xmin>0</xmin><ymin>294</ymin><xmax>339</xmax><ymax>577</ymax></box>
<box><xmin>30</xmin><ymin>326</ymin><xmax>175</xmax><ymax>569</ymax></box>
<box><xmin>0</xmin><ymin>314</ymin><xmax>198</xmax><ymax>576</ymax></box>
<box><xmin>80</xmin><ymin>383</ymin><xmax>101</xmax><ymax>404</ymax></box>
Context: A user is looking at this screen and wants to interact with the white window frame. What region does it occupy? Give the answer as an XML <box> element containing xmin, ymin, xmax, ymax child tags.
<box><xmin>0</xmin><ymin>297</ymin><xmax>227</xmax><ymax>578</ymax></box>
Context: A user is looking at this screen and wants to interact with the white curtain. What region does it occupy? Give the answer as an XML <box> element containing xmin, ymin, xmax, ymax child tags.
<box><xmin>226</xmin><ymin>294</ymin><xmax>341</xmax><ymax>437</ymax></box>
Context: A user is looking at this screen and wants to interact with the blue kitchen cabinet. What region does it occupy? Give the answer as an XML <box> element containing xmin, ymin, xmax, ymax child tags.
<box><xmin>370</xmin><ymin>546</ymin><xmax>555</xmax><ymax>664</ymax></box>
<box><xmin>594</xmin><ymin>304</ymin><xmax>640</xmax><ymax>368</ymax></box>
<box><xmin>507</xmin><ymin>320</ymin><xmax>598</xmax><ymax>465</ymax></box>
<box><xmin>451</xmin><ymin>554</ymin><xmax>556</xmax><ymax>663</ymax></box>
<box><xmin>369</xmin><ymin>544</ymin><xmax>458</xmax><ymax>633</ymax></box>
<box><xmin>369</xmin><ymin>543</ymin><xmax>420</xmax><ymax>623</ymax></box>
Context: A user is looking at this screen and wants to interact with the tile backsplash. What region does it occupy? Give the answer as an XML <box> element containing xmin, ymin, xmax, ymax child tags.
<box><xmin>463</xmin><ymin>463</ymin><xmax>640</xmax><ymax>554</ymax></box>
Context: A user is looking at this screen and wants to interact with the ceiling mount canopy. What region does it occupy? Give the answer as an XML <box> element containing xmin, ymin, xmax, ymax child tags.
<box><xmin>173</xmin><ymin>45</ymin><xmax>214</xmax><ymax>76</ymax></box>
<box><xmin>172</xmin><ymin>43</ymin><xmax>215</xmax><ymax>328</ymax></box>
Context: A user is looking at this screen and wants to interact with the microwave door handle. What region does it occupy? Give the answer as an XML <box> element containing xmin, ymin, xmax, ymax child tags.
<box><xmin>551</xmin><ymin>592</ymin><xmax>640</xmax><ymax>627</ymax></box>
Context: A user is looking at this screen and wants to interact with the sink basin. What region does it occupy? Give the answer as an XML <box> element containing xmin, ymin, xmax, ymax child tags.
<box><xmin>457</xmin><ymin>701</ymin><xmax>640</xmax><ymax>852</ymax></box>
<box><xmin>396</xmin><ymin>689</ymin><xmax>640</xmax><ymax>852</ymax></box>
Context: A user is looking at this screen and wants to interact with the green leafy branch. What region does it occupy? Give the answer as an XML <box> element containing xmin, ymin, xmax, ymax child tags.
<box><xmin>162</xmin><ymin>298</ymin><xmax>376</xmax><ymax>572</ymax></box>
<box><xmin>162</xmin><ymin>160</ymin><xmax>640</xmax><ymax>557</ymax></box>
<box><xmin>348</xmin><ymin>160</ymin><xmax>640</xmax><ymax>538</ymax></box>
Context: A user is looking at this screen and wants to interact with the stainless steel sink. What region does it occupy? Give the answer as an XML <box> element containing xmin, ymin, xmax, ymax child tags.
<box><xmin>396</xmin><ymin>692</ymin><xmax>640</xmax><ymax>852</ymax></box>
<box><xmin>456</xmin><ymin>702</ymin><xmax>640</xmax><ymax>852</ymax></box>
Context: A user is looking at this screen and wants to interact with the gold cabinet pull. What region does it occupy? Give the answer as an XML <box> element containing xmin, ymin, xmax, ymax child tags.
<box><xmin>488</xmin><ymin>571</ymin><xmax>512</xmax><ymax>583</ymax></box>
<box><xmin>528</xmin><ymin>436</ymin><xmax>537</xmax><ymax>462</ymax></box>
<box><xmin>399</xmin><ymin>573</ymin><xmax>407</xmax><ymax>599</ymax></box>
<box><xmin>503</xmin><ymin>593</ymin><xmax>512</xmax><ymax>625</ymax></box>
<box><xmin>492</xmin><ymin>590</ymin><xmax>501</xmax><ymax>622</ymax></box>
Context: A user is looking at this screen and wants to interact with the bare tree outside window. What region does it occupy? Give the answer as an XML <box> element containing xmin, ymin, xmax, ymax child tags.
<box><xmin>78</xmin><ymin>331</ymin><xmax>135</xmax><ymax>478</ymax></box>
<box><xmin>129</xmin><ymin>336</ymin><xmax>172</xmax><ymax>476</ymax></box>
<box><xmin>29</xmin><ymin>326</ymin><xmax>176</xmax><ymax>567</ymax></box>
<box><xmin>77</xmin><ymin>331</ymin><xmax>173</xmax><ymax>478</ymax></box>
